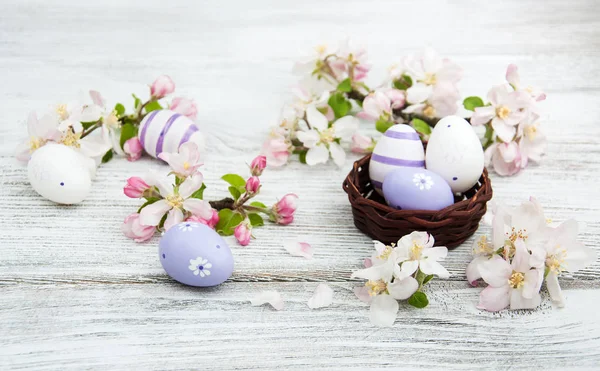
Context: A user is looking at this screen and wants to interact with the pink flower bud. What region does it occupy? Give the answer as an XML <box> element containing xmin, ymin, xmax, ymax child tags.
<box><xmin>122</xmin><ymin>213</ymin><xmax>155</xmax><ymax>242</ymax></box>
<box><xmin>234</xmin><ymin>222</ymin><xmax>252</xmax><ymax>246</ymax></box>
<box><xmin>186</xmin><ymin>209</ymin><xmax>219</xmax><ymax>229</ymax></box>
<box><xmin>351</xmin><ymin>133</ymin><xmax>374</xmax><ymax>154</ymax></box>
<box><xmin>250</xmin><ymin>155</ymin><xmax>267</xmax><ymax>176</ymax></box>
<box><xmin>170</xmin><ymin>97</ymin><xmax>198</xmax><ymax>119</ymax></box>
<box><xmin>150</xmin><ymin>75</ymin><xmax>175</xmax><ymax>99</ymax></box>
<box><xmin>123</xmin><ymin>137</ymin><xmax>143</xmax><ymax>162</ymax></box>
<box><xmin>272</xmin><ymin>193</ymin><xmax>298</xmax><ymax>225</ymax></box>
<box><xmin>245</xmin><ymin>176</ymin><xmax>260</xmax><ymax>194</ymax></box>
<box><xmin>124</xmin><ymin>176</ymin><xmax>150</xmax><ymax>198</ymax></box>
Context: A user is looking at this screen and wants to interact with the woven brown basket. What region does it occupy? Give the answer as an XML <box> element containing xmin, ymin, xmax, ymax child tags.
<box><xmin>342</xmin><ymin>154</ymin><xmax>493</xmax><ymax>249</ymax></box>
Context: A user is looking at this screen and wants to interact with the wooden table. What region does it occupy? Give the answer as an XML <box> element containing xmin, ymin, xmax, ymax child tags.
<box><xmin>1</xmin><ymin>0</ymin><xmax>599</xmax><ymax>369</ymax></box>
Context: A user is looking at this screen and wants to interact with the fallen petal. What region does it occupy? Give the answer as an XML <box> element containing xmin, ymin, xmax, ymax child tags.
<box><xmin>307</xmin><ymin>283</ymin><xmax>334</xmax><ymax>309</ymax></box>
<box><xmin>354</xmin><ymin>286</ymin><xmax>372</xmax><ymax>303</ymax></box>
<box><xmin>250</xmin><ymin>291</ymin><xmax>284</xmax><ymax>311</ymax></box>
<box><xmin>284</xmin><ymin>241</ymin><xmax>313</xmax><ymax>259</ymax></box>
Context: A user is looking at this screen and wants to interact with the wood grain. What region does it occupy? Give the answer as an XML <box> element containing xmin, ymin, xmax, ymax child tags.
<box><xmin>0</xmin><ymin>0</ymin><xmax>599</xmax><ymax>369</ymax></box>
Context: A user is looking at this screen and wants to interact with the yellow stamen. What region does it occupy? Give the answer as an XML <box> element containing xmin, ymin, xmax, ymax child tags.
<box><xmin>318</xmin><ymin>128</ymin><xmax>335</xmax><ymax>145</ymax></box>
<box><xmin>104</xmin><ymin>111</ymin><xmax>119</xmax><ymax>129</ymax></box>
<box><xmin>423</xmin><ymin>73</ymin><xmax>437</xmax><ymax>85</ymax></box>
<box><xmin>315</xmin><ymin>44</ymin><xmax>327</xmax><ymax>55</ymax></box>
<box><xmin>410</xmin><ymin>242</ymin><xmax>423</xmax><ymax>260</ymax></box>
<box><xmin>507</xmin><ymin>227</ymin><xmax>528</xmax><ymax>243</ymax></box>
<box><xmin>365</xmin><ymin>280</ymin><xmax>387</xmax><ymax>296</ymax></box>
<box><xmin>524</xmin><ymin>123</ymin><xmax>538</xmax><ymax>140</ymax></box>
<box><xmin>475</xmin><ymin>235</ymin><xmax>494</xmax><ymax>255</ymax></box>
<box><xmin>423</xmin><ymin>105</ymin><xmax>436</xmax><ymax>118</ymax></box>
<box><xmin>508</xmin><ymin>271</ymin><xmax>525</xmax><ymax>289</ymax></box>
<box><xmin>60</xmin><ymin>130</ymin><xmax>81</xmax><ymax>148</ymax></box>
<box><xmin>377</xmin><ymin>245</ymin><xmax>393</xmax><ymax>260</ymax></box>
<box><xmin>56</xmin><ymin>104</ymin><xmax>69</xmax><ymax>120</ymax></box>
<box><xmin>546</xmin><ymin>245</ymin><xmax>567</xmax><ymax>274</ymax></box>
<box><xmin>166</xmin><ymin>194</ymin><xmax>184</xmax><ymax>209</ymax></box>
<box><xmin>496</xmin><ymin>105</ymin><xmax>511</xmax><ymax>119</ymax></box>
<box><xmin>183</xmin><ymin>162</ymin><xmax>190</xmax><ymax>170</ymax></box>
<box><xmin>29</xmin><ymin>137</ymin><xmax>45</xmax><ymax>151</ymax></box>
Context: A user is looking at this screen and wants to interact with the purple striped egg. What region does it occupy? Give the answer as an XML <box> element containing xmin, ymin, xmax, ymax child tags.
<box><xmin>138</xmin><ymin>109</ymin><xmax>205</xmax><ymax>158</ymax></box>
<box><xmin>369</xmin><ymin>124</ymin><xmax>425</xmax><ymax>194</ymax></box>
<box><xmin>159</xmin><ymin>222</ymin><xmax>234</xmax><ymax>287</ymax></box>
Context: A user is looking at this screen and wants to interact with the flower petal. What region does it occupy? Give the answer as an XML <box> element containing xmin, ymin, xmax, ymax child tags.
<box><xmin>422</xmin><ymin>246</ymin><xmax>447</xmax><ymax>261</ymax></box>
<box><xmin>164</xmin><ymin>208</ymin><xmax>184</xmax><ymax>231</ymax></box>
<box><xmin>509</xmin><ymin>289</ymin><xmax>541</xmax><ymax>310</ymax></box>
<box><xmin>470</xmin><ymin>106</ymin><xmax>496</xmax><ymax>126</ymax></box>
<box><xmin>296</xmin><ymin>130</ymin><xmax>320</xmax><ymax>149</ymax></box>
<box><xmin>477</xmin><ymin>285</ymin><xmax>510</xmax><ymax>312</ymax></box>
<box><xmin>333</xmin><ymin>116</ymin><xmax>359</xmax><ymax>141</ymax></box>
<box><xmin>354</xmin><ymin>286</ymin><xmax>372</xmax><ymax>303</ymax></box>
<box><xmin>283</xmin><ymin>241</ymin><xmax>313</xmax><ymax>259</ymax></box>
<box><xmin>466</xmin><ymin>256</ymin><xmax>488</xmax><ymax>286</ymax></box>
<box><xmin>545</xmin><ymin>272</ymin><xmax>565</xmax><ymax>308</ymax></box>
<box><xmin>406</xmin><ymin>83</ymin><xmax>432</xmax><ymax>104</ymax></box>
<box><xmin>305</xmin><ymin>144</ymin><xmax>329</xmax><ymax>166</ymax></box>
<box><xmin>306</xmin><ymin>105</ymin><xmax>328</xmax><ymax>131</ymax></box>
<box><xmin>387</xmin><ymin>276</ymin><xmax>418</xmax><ymax>300</ymax></box>
<box><xmin>329</xmin><ymin>142</ymin><xmax>346</xmax><ymax>167</ymax></box>
<box><xmin>250</xmin><ymin>290</ymin><xmax>284</xmax><ymax>311</ymax></box>
<box><xmin>307</xmin><ymin>283</ymin><xmax>334</xmax><ymax>309</ymax></box>
<box><xmin>183</xmin><ymin>198</ymin><xmax>213</xmax><ymax>220</ymax></box>
<box><xmin>351</xmin><ymin>260</ymin><xmax>394</xmax><ymax>282</ymax></box>
<box><xmin>419</xmin><ymin>259</ymin><xmax>450</xmax><ymax>279</ymax></box>
<box><xmin>179</xmin><ymin>173</ymin><xmax>204</xmax><ymax>199</ymax></box>
<box><xmin>139</xmin><ymin>200</ymin><xmax>171</xmax><ymax>226</ymax></box>
<box><xmin>398</xmin><ymin>260</ymin><xmax>419</xmax><ymax>279</ymax></box>
<box><xmin>369</xmin><ymin>294</ymin><xmax>399</xmax><ymax>327</ymax></box>
<box><xmin>479</xmin><ymin>255</ymin><xmax>512</xmax><ymax>287</ymax></box>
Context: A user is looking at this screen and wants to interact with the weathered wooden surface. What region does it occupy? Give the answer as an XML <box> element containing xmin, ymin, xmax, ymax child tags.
<box><xmin>1</xmin><ymin>0</ymin><xmax>599</xmax><ymax>369</ymax></box>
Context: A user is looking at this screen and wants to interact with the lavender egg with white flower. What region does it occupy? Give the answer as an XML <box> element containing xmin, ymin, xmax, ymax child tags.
<box><xmin>425</xmin><ymin>116</ymin><xmax>484</xmax><ymax>193</ymax></box>
<box><xmin>138</xmin><ymin>109</ymin><xmax>205</xmax><ymax>158</ymax></box>
<box><xmin>27</xmin><ymin>142</ymin><xmax>96</xmax><ymax>204</ymax></box>
<box><xmin>159</xmin><ymin>222</ymin><xmax>234</xmax><ymax>287</ymax></box>
<box><xmin>369</xmin><ymin>124</ymin><xmax>425</xmax><ymax>194</ymax></box>
<box><xmin>382</xmin><ymin>167</ymin><xmax>454</xmax><ymax>211</ymax></box>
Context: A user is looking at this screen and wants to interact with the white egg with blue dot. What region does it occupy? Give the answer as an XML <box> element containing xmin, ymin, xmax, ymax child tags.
<box><xmin>27</xmin><ymin>142</ymin><xmax>96</xmax><ymax>204</ymax></box>
<box><xmin>425</xmin><ymin>115</ymin><xmax>484</xmax><ymax>193</ymax></box>
<box><xmin>369</xmin><ymin>124</ymin><xmax>425</xmax><ymax>194</ymax></box>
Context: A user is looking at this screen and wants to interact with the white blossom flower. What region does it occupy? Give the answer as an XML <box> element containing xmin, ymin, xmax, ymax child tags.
<box><xmin>295</xmin><ymin>106</ymin><xmax>358</xmax><ymax>167</ymax></box>
<box><xmin>188</xmin><ymin>257</ymin><xmax>212</xmax><ymax>277</ymax></box>
<box><xmin>395</xmin><ymin>232</ymin><xmax>450</xmax><ymax>279</ymax></box>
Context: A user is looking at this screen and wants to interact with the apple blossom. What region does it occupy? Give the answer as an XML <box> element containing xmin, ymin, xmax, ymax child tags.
<box><xmin>123</xmin><ymin>137</ymin><xmax>143</xmax><ymax>162</ymax></box>
<box><xmin>170</xmin><ymin>97</ymin><xmax>198</xmax><ymax>119</ymax></box>
<box><xmin>150</xmin><ymin>75</ymin><xmax>175</xmax><ymax>99</ymax></box>
<box><xmin>484</xmin><ymin>141</ymin><xmax>523</xmax><ymax>176</ymax></box>
<box><xmin>506</xmin><ymin>64</ymin><xmax>546</xmax><ymax>103</ymax></box>
<box><xmin>395</xmin><ymin>232</ymin><xmax>450</xmax><ymax>279</ymax></box>
<box><xmin>271</xmin><ymin>193</ymin><xmax>298</xmax><ymax>225</ymax></box>
<box><xmin>249</xmin><ymin>155</ymin><xmax>267</xmax><ymax>176</ymax></box>
<box><xmin>357</xmin><ymin>91</ymin><xmax>392</xmax><ymax>122</ymax></box>
<box><xmin>186</xmin><ymin>209</ymin><xmax>219</xmax><ymax>229</ymax></box>
<box><xmin>158</xmin><ymin>142</ymin><xmax>203</xmax><ymax>177</ymax></box>
<box><xmin>261</xmin><ymin>132</ymin><xmax>291</xmax><ymax>167</ymax></box>
<box><xmin>245</xmin><ymin>176</ymin><xmax>260</xmax><ymax>194</ymax></box>
<box><xmin>15</xmin><ymin>112</ymin><xmax>61</xmax><ymax>162</ymax></box>
<box><xmin>403</xmin><ymin>82</ymin><xmax>460</xmax><ymax>119</ymax></box>
<box><xmin>122</xmin><ymin>213</ymin><xmax>156</xmax><ymax>243</ymax></box>
<box><xmin>123</xmin><ymin>176</ymin><xmax>151</xmax><ymax>198</ymax></box>
<box><xmin>403</xmin><ymin>47</ymin><xmax>462</xmax><ymax>87</ymax></box>
<box><xmin>234</xmin><ymin>221</ymin><xmax>252</xmax><ymax>246</ymax></box>
<box><xmin>518</xmin><ymin>113</ymin><xmax>546</xmax><ymax>166</ymax></box>
<box><xmin>351</xmin><ymin>133</ymin><xmax>375</xmax><ymax>154</ymax></box>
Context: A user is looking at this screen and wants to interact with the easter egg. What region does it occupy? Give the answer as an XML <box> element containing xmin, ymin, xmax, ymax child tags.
<box><xmin>369</xmin><ymin>124</ymin><xmax>425</xmax><ymax>194</ymax></box>
<box><xmin>425</xmin><ymin>116</ymin><xmax>484</xmax><ymax>193</ymax></box>
<box><xmin>27</xmin><ymin>143</ymin><xmax>95</xmax><ymax>204</ymax></box>
<box><xmin>138</xmin><ymin>109</ymin><xmax>205</xmax><ymax>158</ymax></box>
<box><xmin>159</xmin><ymin>222</ymin><xmax>234</xmax><ymax>287</ymax></box>
<box><xmin>382</xmin><ymin>167</ymin><xmax>454</xmax><ymax>211</ymax></box>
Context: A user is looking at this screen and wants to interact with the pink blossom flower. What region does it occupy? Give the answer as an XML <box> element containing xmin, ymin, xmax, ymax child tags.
<box><xmin>485</xmin><ymin>141</ymin><xmax>522</xmax><ymax>176</ymax></box>
<box><xmin>186</xmin><ymin>209</ymin><xmax>219</xmax><ymax>229</ymax></box>
<box><xmin>403</xmin><ymin>47</ymin><xmax>462</xmax><ymax>87</ymax></box>
<box><xmin>150</xmin><ymin>75</ymin><xmax>175</xmax><ymax>99</ymax></box>
<box><xmin>234</xmin><ymin>221</ymin><xmax>252</xmax><ymax>246</ymax></box>
<box><xmin>124</xmin><ymin>176</ymin><xmax>150</xmax><ymax>198</ymax></box>
<box><xmin>123</xmin><ymin>137</ymin><xmax>143</xmax><ymax>162</ymax></box>
<box><xmin>518</xmin><ymin>113</ymin><xmax>546</xmax><ymax>167</ymax></box>
<box><xmin>249</xmin><ymin>155</ymin><xmax>267</xmax><ymax>176</ymax></box>
<box><xmin>245</xmin><ymin>176</ymin><xmax>260</xmax><ymax>194</ymax></box>
<box><xmin>139</xmin><ymin>173</ymin><xmax>212</xmax><ymax>231</ymax></box>
<box><xmin>122</xmin><ymin>213</ymin><xmax>156</xmax><ymax>242</ymax></box>
<box><xmin>351</xmin><ymin>133</ymin><xmax>375</xmax><ymax>154</ymax></box>
<box><xmin>477</xmin><ymin>240</ymin><xmax>543</xmax><ymax>311</ymax></box>
<box><xmin>158</xmin><ymin>142</ymin><xmax>203</xmax><ymax>177</ymax></box>
<box><xmin>334</xmin><ymin>39</ymin><xmax>371</xmax><ymax>82</ymax></box>
<box><xmin>506</xmin><ymin>64</ymin><xmax>546</xmax><ymax>102</ymax></box>
<box><xmin>471</xmin><ymin>85</ymin><xmax>531</xmax><ymax>142</ymax></box>
<box><xmin>272</xmin><ymin>193</ymin><xmax>298</xmax><ymax>225</ymax></box>
<box><xmin>261</xmin><ymin>134</ymin><xmax>290</xmax><ymax>167</ymax></box>
<box><xmin>403</xmin><ymin>82</ymin><xmax>460</xmax><ymax>118</ymax></box>
<box><xmin>170</xmin><ymin>97</ymin><xmax>198</xmax><ymax>119</ymax></box>
<box><xmin>357</xmin><ymin>91</ymin><xmax>392</xmax><ymax>122</ymax></box>
<box><xmin>15</xmin><ymin>112</ymin><xmax>61</xmax><ymax>162</ymax></box>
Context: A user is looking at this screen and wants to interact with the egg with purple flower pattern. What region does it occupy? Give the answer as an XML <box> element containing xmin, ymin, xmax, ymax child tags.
<box><xmin>159</xmin><ymin>222</ymin><xmax>234</xmax><ymax>287</ymax></box>
<box><xmin>138</xmin><ymin>109</ymin><xmax>205</xmax><ymax>158</ymax></box>
<box><xmin>369</xmin><ymin>124</ymin><xmax>425</xmax><ymax>194</ymax></box>
<box><xmin>382</xmin><ymin>167</ymin><xmax>454</xmax><ymax>211</ymax></box>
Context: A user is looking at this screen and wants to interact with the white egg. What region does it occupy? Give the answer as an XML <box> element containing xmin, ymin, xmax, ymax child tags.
<box><xmin>27</xmin><ymin>143</ymin><xmax>95</xmax><ymax>204</ymax></box>
<box><xmin>138</xmin><ymin>109</ymin><xmax>205</xmax><ymax>158</ymax></box>
<box><xmin>425</xmin><ymin>115</ymin><xmax>484</xmax><ymax>193</ymax></box>
<box><xmin>369</xmin><ymin>124</ymin><xmax>425</xmax><ymax>194</ymax></box>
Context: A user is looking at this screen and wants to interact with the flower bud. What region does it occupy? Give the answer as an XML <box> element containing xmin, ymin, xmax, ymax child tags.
<box><xmin>234</xmin><ymin>221</ymin><xmax>252</xmax><ymax>246</ymax></box>
<box><xmin>245</xmin><ymin>176</ymin><xmax>260</xmax><ymax>194</ymax></box>
<box><xmin>186</xmin><ymin>209</ymin><xmax>219</xmax><ymax>229</ymax></box>
<box><xmin>124</xmin><ymin>176</ymin><xmax>150</xmax><ymax>198</ymax></box>
<box><xmin>122</xmin><ymin>213</ymin><xmax>155</xmax><ymax>242</ymax></box>
<box><xmin>150</xmin><ymin>75</ymin><xmax>175</xmax><ymax>99</ymax></box>
<box><xmin>250</xmin><ymin>155</ymin><xmax>267</xmax><ymax>176</ymax></box>
<box><xmin>272</xmin><ymin>193</ymin><xmax>298</xmax><ymax>225</ymax></box>
<box><xmin>170</xmin><ymin>97</ymin><xmax>198</xmax><ymax>119</ymax></box>
<box><xmin>351</xmin><ymin>133</ymin><xmax>375</xmax><ymax>154</ymax></box>
<box><xmin>124</xmin><ymin>137</ymin><xmax>143</xmax><ymax>162</ymax></box>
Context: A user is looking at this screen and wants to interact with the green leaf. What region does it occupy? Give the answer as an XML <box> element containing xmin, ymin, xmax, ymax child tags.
<box><xmin>221</xmin><ymin>174</ymin><xmax>246</xmax><ymax>188</ymax></box>
<box><xmin>411</xmin><ymin>118</ymin><xmax>432</xmax><ymax>135</ymax></box>
<box><xmin>132</xmin><ymin>94</ymin><xmax>142</xmax><ymax>110</ymax></box>
<box><xmin>119</xmin><ymin>123</ymin><xmax>138</xmax><ymax>149</ymax></box>
<box><xmin>228</xmin><ymin>186</ymin><xmax>242</xmax><ymax>200</ymax></box>
<box><xmin>328</xmin><ymin>92</ymin><xmax>352</xmax><ymax>119</ymax></box>
<box><xmin>81</xmin><ymin>121</ymin><xmax>98</xmax><ymax>130</ymax></box>
<box><xmin>215</xmin><ymin>209</ymin><xmax>244</xmax><ymax>236</ymax></box>
<box><xmin>157</xmin><ymin>213</ymin><xmax>168</xmax><ymax>229</ymax></box>
<box><xmin>375</xmin><ymin>119</ymin><xmax>394</xmax><ymax>133</ymax></box>
<box><xmin>250</xmin><ymin>201</ymin><xmax>267</xmax><ymax>209</ymax></box>
<box><xmin>393</xmin><ymin>74</ymin><xmax>413</xmax><ymax>90</ymax></box>
<box><xmin>190</xmin><ymin>184</ymin><xmax>206</xmax><ymax>199</ymax></box>
<box><xmin>422</xmin><ymin>274</ymin><xmax>434</xmax><ymax>285</ymax></box>
<box><xmin>337</xmin><ymin>78</ymin><xmax>352</xmax><ymax>93</ymax></box>
<box><xmin>145</xmin><ymin>100</ymin><xmax>163</xmax><ymax>113</ymax></box>
<box><xmin>463</xmin><ymin>96</ymin><xmax>485</xmax><ymax>111</ymax></box>
<box><xmin>248</xmin><ymin>213</ymin><xmax>264</xmax><ymax>227</ymax></box>
<box><xmin>114</xmin><ymin>103</ymin><xmax>126</xmax><ymax>116</ymax></box>
<box><xmin>101</xmin><ymin>149</ymin><xmax>114</xmax><ymax>163</ymax></box>
<box><xmin>298</xmin><ymin>150</ymin><xmax>307</xmax><ymax>164</ymax></box>
<box><xmin>407</xmin><ymin>291</ymin><xmax>429</xmax><ymax>308</ymax></box>
<box><xmin>137</xmin><ymin>197</ymin><xmax>160</xmax><ymax>213</ymax></box>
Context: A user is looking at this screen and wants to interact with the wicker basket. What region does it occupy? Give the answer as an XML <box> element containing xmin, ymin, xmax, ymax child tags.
<box><xmin>342</xmin><ymin>154</ymin><xmax>493</xmax><ymax>249</ymax></box>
